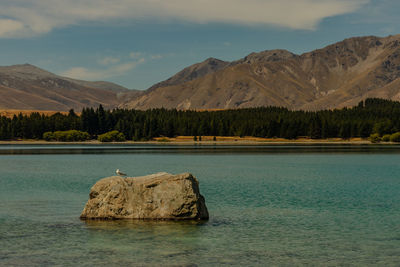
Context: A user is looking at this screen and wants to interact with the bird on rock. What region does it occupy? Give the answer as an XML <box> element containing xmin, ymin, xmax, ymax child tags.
<box><xmin>116</xmin><ymin>169</ymin><xmax>127</xmax><ymax>177</ymax></box>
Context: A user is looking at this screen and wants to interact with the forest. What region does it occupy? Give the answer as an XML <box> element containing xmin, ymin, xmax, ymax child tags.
<box><xmin>0</xmin><ymin>98</ymin><xmax>400</xmax><ymax>141</ymax></box>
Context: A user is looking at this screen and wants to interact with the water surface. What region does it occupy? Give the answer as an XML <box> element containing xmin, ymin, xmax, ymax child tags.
<box><xmin>0</xmin><ymin>144</ymin><xmax>399</xmax><ymax>265</ymax></box>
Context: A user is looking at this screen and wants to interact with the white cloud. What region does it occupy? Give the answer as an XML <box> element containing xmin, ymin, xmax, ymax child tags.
<box><xmin>352</xmin><ymin>0</ymin><xmax>400</xmax><ymax>25</ymax></box>
<box><xmin>61</xmin><ymin>58</ymin><xmax>145</xmax><ymax>80</ymax></box>
<box><xmin>0</xmin><ymin>0</ymin><xmax>368</xmax><ymax>38</ymax></box>
<box><xmin>129</xmin><ymin>52</ymin><xmax>165</xmax><ymax>60</ymax></box>
<box><xmin>129</xmin><ymin>52</ymin><xmax>143</xmax><ymax>59</ymax></box>
<box><xmin>98</xmin><ymin>56</ymin><xmax>120</xmax><ymax>65</ymax></box>
<box><xmin>150</xmin><ymin>54</ymin><xmax>163</xmax><ymax>60</ymax></box>
<box><xmin>0</xmin><ymin>19</ymin><xmax>25</xmax><ymax>37</ymax></box>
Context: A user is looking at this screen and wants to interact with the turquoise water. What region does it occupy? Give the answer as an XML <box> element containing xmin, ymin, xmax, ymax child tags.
<box><xmin>0</xmin><ymin>144</ymin><xmax>399</xmax><ymax>266</ymax></box>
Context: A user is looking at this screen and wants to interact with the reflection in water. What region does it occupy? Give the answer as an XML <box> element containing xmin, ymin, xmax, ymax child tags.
<box><xmin>1</xmin><ymin>143</ymin><xmax>400</xmax><ymax>155</ymax></box>
<box><xmin>82</xmin><ymin>219</ymin><xmax>207</xmax><ymax>244</ymax></box>
<box><xmin>83</xmin><ymin>219</ymin><xmax>208</xmax><ymax>230</ymax></box>
<box><xmin>80</xmin><ymin>218</ymin><xmax>214</xmax><ymax>265</ymax></box>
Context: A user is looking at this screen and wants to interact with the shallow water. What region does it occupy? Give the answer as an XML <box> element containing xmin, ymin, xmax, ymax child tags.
<box><xmin>0</xmin><ymin>144</ymin><xmax>399</xmax><ymax>266</ymax></box>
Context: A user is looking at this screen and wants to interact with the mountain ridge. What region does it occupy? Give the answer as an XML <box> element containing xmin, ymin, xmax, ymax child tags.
<box><xmin>2</xmin><ymin>34</ymin><xmax>400</xmax><ymax>112</ymax></box>
<box><xmin>0</xmin><ymin>64</ymin><xmax>139</xmax><ymax>111</ymax></box>
<box><xmin>147</xmin><ymin>57</ymin><xmax>230</xmax><ymax>92</ymax></box>
<box><xmin>122</xmin><ymin>34</ymin><xmax>400</xmax><ymax>110</ymax></box>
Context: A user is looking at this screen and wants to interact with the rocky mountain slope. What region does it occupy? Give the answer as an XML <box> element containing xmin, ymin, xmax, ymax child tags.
<box><xmin>0</xmin><ymin>64</ymin><xmax>137</xmax><ymax>111</ymax></box>
<box><xmin>148</xmin><ymin>58</ymin><xmax>229</xmax><ymax>92</ymax></box>
<box><xmin>122</xmin><ymin>34</ymin><xmax>400</xmax><ymax>110</ymax></box>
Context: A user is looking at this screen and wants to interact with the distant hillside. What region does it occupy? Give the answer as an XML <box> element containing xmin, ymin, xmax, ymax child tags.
<box><xmin>122</xmin><ymin>34</ymin><xmax>400</xmax><ymax>110</ymax></box>
<box><xmin>0</xmin><ymin>109</ymin><xmax>69</xmax><ymax>118</ymax></box>
<box><xmin>0</xmin><ymin>64</ymin><xmax>138</xmax><ymax>111</ymax></box>
<box><xmin>148</xmin><ymin>58</ymin><xmax>229</xmax><ymax>92</ymax></box>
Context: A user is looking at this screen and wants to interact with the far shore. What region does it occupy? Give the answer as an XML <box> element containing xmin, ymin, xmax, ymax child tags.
<box><xmin>0</xmin><ymin>136</ymin><xmax>393</xmax><ymax>145</ymax></box>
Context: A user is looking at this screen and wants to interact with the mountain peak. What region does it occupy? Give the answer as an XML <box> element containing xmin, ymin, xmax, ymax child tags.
<box><xmin>148</xmin><ymin>57</ymin><xmax>229</xmax><ymax>91</ymax></box>
<box><xmin>0</xmin><ymin>63</ymin><xmax>57</xmax><ymax>80</ymax></box>
<box><xmin>204</xmin><ymin>57</ymin><xmax>226</xmax><ymax>64</ymax></box>
<box><xmin>234</xmin><ymin>49</ymin><xmax>298</xmax><ymax>65</ymax></box>
<box><xmin>123</xmin><ymin>34</ymin><xmax>400</xmax><ymax>111</ymax></box>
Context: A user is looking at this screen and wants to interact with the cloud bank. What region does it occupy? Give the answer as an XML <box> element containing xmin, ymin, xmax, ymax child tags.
<box><xmin>61</xmin><ymin>58</ymin><xmax>145</xmax><ymax>80</ymax></box>
<box><xmin>0</xmin><ymin>0</ymin><xmax>368</xmax><ymax>38</ymax></box>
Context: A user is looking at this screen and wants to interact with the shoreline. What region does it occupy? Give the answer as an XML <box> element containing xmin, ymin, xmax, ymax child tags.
<box><xmin>0</xmin><ymin>138</ymin><xmax>390</xmax><ymax>145</ymax></box>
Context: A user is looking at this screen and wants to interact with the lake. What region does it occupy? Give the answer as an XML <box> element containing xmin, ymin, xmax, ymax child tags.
<box><xmin>0</xmin><ymin>144</ymin><xmax>399</xmax><ymax>266</ymax></box>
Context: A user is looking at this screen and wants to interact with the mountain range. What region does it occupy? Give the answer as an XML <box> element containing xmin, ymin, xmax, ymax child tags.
<box><xmin>0</xmin><ymin>64</ymin><xmax>140</xmax><ymax>111</ymax></box>
<box><xmin>123</xmin><ymin>34</ymin><xmax>400</xmax><ymax>110</ymax></box>
<box><xmin>1</xmin><ymin>34</ymin><xmax>400</xmax><ymax>111</ymax></box>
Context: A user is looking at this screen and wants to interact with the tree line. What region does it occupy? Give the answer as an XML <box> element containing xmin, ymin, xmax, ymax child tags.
<box><xmin>1</xmin><ymin>98</ymin><xmax>400</xmax><ymax>141</ymax></box>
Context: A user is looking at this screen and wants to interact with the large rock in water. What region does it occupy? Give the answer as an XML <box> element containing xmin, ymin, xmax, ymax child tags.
<box><xmin>80</xmin><ymin>172</ymin><xmax>209</xmax><ymax>220</ymax></box>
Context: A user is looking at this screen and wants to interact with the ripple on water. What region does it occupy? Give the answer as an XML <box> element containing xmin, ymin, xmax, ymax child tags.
<box><xmin>0</xmin><ymin>145</ymin><xmax>400</xmax><ymax>265</ymax></box>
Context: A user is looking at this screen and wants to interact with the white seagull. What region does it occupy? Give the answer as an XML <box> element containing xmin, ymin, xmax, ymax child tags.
<box><xmin>116</xmin><ymin>169</ymin><xmax>127</xmax><ymax>177</ymax></box>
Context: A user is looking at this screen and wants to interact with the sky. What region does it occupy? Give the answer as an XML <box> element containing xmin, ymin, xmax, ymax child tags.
<box><xmin>0</xmin><ymin>0</ymin><xmax>399</xmax><ymax>90</ymax></box>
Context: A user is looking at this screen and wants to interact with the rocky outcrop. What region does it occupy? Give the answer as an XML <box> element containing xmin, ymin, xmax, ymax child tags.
<box><xmin>80</xmin><ymin>172</ymin><xmax>209</xmax><ymax>220</ymax></box>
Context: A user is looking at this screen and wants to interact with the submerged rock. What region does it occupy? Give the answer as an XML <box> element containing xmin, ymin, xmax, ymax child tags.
<box><xmin>80</xmin><ymin>172</ymin><xmax>209</xmax><ymax>220</ymax></box>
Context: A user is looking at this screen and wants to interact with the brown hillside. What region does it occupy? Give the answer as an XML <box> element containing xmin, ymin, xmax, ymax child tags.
<box><xmin>122</xmin><ymin>34</ymin><xmax>400</xmax><ymax>110</ymax></box>
<box><xmin>0</xmin><ymin>64</ymin><xmax>137</xmax><ymax>111</ymax></box>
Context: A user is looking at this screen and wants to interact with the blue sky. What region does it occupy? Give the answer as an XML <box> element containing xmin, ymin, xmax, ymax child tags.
<box><xmin>0</xmin><ymin>0</ymin><xmax>399</xmax><ymax>90</ymax></box>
